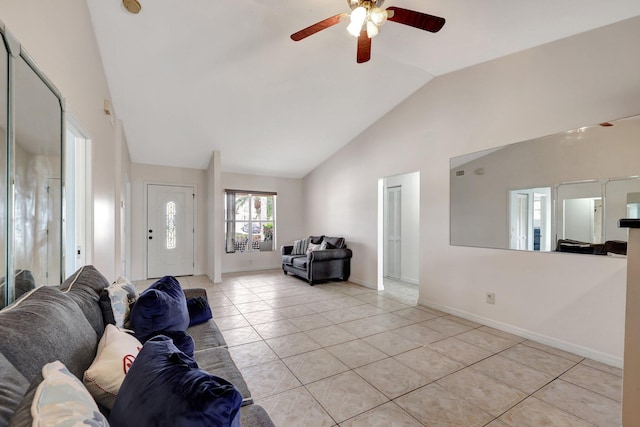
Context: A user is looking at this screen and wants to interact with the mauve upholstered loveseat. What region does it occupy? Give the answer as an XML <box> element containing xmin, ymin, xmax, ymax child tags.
<box><xmin>0</xmin><ymin>265</ymin><xmax>274</xmax><ymax>427</ymax></box>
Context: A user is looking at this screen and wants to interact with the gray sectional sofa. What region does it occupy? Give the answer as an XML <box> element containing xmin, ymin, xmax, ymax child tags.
<box><xmin>282</xmin><ymin>235</ymin><xmax>352</xmax><ymax>285</ymax></box>
<box><xmin>0</xmin><ymin>265</ymin><xmax>274</xmax><ymax>427</ymax></box>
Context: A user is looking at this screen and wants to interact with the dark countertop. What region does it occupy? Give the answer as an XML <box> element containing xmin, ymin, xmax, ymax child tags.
<box><xmin>619</xmin><ymin>219</ymin><xmax>640</xmax><ymax>228</ymax></box>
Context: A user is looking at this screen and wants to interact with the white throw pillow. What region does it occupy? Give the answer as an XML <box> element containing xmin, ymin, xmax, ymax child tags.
<box><xmin>83</xmin><ymin>324</ymin><xmax>142</xmax><ymax>409</ymax></box>
<box><xmin>32</xmin><ymin>361</ymin><xmax>109</xmax><ymax>427</ymax></box>
<box><xmin>306</xmin><ymin>243</ymin><xmax>322</xmax><ymax>254</ymax></box>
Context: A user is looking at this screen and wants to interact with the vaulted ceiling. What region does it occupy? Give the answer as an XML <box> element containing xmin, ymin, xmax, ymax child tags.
<box><xmin>87</xmin><ymin>0</ymin><xmax>640</xmax><ymax>178</ymax></box>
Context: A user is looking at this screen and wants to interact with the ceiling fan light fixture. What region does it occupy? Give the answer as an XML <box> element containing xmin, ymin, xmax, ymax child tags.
<box><xmin>347</xmin><ymin>6</ymin><xmax>367</xmax><ymax>36</ymax></box>
<box><xmin>369</xmin><ymin>7</ymin><xmax>388</xmax><ymax>26</ymax></box>
<box><xmin>366</xmin><ymin>20</ymin><xmax>379</xmax><ymax>38</ymax></box>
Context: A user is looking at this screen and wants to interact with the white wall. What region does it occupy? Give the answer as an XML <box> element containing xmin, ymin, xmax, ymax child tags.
<box><xmin>129</xmin><ymin>164</ymin><xmax>207</xmax><ymax>280</ymax></box>
<box><xmin>0</xmin><ymin>0</ymin><xmax>127</xmax><ymax>280</ymax></box>
<box><xmin>206</xmin><ymin>151</ymin><xmax>223</xmax><ymax>283</ymax></box>
<box><xmin>384</xmin><ymin>172</ymin><xmax>420</xmax><ymax>284</ymax></box>
<box><xmin>222</xmin><ymin>173</ymin><xmax>303</xmax><ymax>273</ymax></box>
<box><xmin>302</xmin><ymin>16</ymin><xmax>640</xmax><ymax>366</ymax></box>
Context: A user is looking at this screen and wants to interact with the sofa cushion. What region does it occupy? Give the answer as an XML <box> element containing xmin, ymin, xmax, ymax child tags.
<box><xmin>99</xmin><ymin>276</ymin><xmax>138</xmax><ymax>329</ymax></box>
<box><xmin>323</xmin><ymin>236</ymin><xmax>346</xmax><ymax>249</ymax></box>
<box><xmin>194</xmin><ymin>347</ymin><xmax>252</xmax><ymax>405</ymax></box>
<box><xmin>61</xmin><ymin>265</ymin><xmax>111</xmax><ymax>335</ymax></box>
<box><xmin>0</xmin><ymin>353</ymin><xmax>30</xmax><ymax>427</ymax></box>
<box><xmin>83</xmin><ymin>324</ymin><xmax>142</xmax><ymax>409</ymax></box>
<box><xmin>292</xmin><ymin>257</ymin><xmax>308</xmax><ymax>270</ymax></box>
<box><xmin>239</xmin><ymin>405</ymin><xmax>275</xmax><ymax>427</ymax></box>
<box><xmin>188</xmin><ymin>320</ymin><xmax>228</xmax><ymax>350</ymax></box>
<box><xmin>31</xmin><ymin>361</ymin><xmax>109</xmax><ymax>427</ymax></box>
<box><xmin>0</xmin><ymin>286</ymin><xmax>98</xmax><ymax>383</ymax></box>
<box><xmin>129</xmin><ymin>275</ymin><xmax>189</xmax><ymax>340</ymax></box>
<box><xmin>187</xmin><ymin>296</ymin><xmax>213</xmax><ymax>327</ymax></box>
<box><xmin>109</xmin><ymin>335</ymin><xmax>242</xmax><ymax>427</ymax></box>
<box><xmin>282</xmin><ymin>255</ymin><xmax>305</xmax><ymax>266</ymax></box>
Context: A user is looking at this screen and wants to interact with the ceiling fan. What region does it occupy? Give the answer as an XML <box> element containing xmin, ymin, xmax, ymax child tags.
<box><xmin>291</xmin><ymin>0</ymin><xmax>445</xmax><ymax>63</ymax></box>
<box><xmin>123</xmin><ymin>0</ymin><xmax>141</xmax><ymax>14</ymax></box>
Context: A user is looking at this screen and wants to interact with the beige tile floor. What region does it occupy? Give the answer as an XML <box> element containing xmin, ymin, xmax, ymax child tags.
<box><xmin>137</xmin><ymin>270</ymin><xmax>622</xmax><ymax>426</ymax></box>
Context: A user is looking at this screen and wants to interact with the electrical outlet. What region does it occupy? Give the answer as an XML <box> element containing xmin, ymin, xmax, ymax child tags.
<box><xmin>486</xmin><ymin>292</ymin><xmax>496</xmax><ymax>304</ymax></box>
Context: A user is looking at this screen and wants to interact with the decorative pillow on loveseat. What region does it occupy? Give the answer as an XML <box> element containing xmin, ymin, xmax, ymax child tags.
<box><xmin>99</xmin><ymin>276</ymin><xmax>138</xmax><ymax>329</ymax></box>
<box><xmin>306</xmin><ymin>242</ymin><xmax>322</xmax><ymax>254</ymax></box>
<box><xmin>129</xmin><ymin>275</ymin><xmax>189</xmax><ymax>340</ymax></box>
<box><xmin>291</xmin><ymin>238</ymin><xmax>309</xmax><ymax>255</ymax></box>
<box><xmin>109</xmin><ymin>335</ymin><xmax>242</xmax><ymax>427</ymax></box>
<box><xmin>83</xmin><ymin>324</ymin><xmax>142</xmax><ymax>409</ymax></box>
<box><xmin>323</xmin><ymin>236</ymin><xmax>345</xmax><ymax>249</ymax></box>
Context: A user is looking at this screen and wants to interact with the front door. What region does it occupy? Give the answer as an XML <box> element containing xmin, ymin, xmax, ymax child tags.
<box><xmin>147</xmin><ymin>184</ymin><xmax>195</xmax><ymax>278</ymax></box>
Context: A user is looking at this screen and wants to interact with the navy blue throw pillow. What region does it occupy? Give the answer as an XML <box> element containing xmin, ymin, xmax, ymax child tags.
<box><xmin>129</xmin><ymin>276</ymin><xmax>189</xmax><ymax>338</ymax></box>
<box><xmin>136</xmin><ymin>330</ymin><xmax>195</xmax><ymax>359</ymax></box>
<box><xmin>187</xmin><ymin>296</ymin><xmax>213</xmax><ymax>327</ymax></box>
<box><xmin>109</xmin><ymin>335</ymin><xmax>242</xmax><ymax>427</ymax></box>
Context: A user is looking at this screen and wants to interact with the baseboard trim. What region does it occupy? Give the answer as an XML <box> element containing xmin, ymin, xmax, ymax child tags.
<box><xmin>222</xmin><ymin>265</ymin><xmax>282</xmax><ymax>274</ymax></box>
<box><xmin>400</xmin><ymin>277</ymin><xmax>419</xmax><ymax>285</ymax></box>
<box><xmin>348</xmin><ymin>277</ymin><xmax>377</xmax><ymax>290</ymax></box>
<box><xmin>418</xmin><ymin>297</ymin><xmax>623</xmax><ymax>369</ymax></box>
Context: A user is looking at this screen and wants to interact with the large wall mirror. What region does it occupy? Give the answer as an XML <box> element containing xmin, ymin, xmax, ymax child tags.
<box><xmin>0</xmin><ymin>25</ymin><xmax>64</xmax><ymax>308</ymax></box>
<box><xmin>450</xmin><ymin>115</ymin><xmax>640</xmax><ymax>256</ymax></box>
<box><xmin>14</xmin><ymin>55</ymin><xmax>63</xmax><ymax>287</ymax></box>
<box><xmin>0</xmin><ymin>30</ymin><xmax>7</xmax><ymax>307</ymax></box>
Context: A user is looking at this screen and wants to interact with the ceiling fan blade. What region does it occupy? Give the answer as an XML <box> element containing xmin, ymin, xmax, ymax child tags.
<box><xmin>291</xmin><ymin>13</ymin><xmax>348</xmax><ymax>41</ymax></box>
<box><xmin>357</xmin><ymin>30</ymin><xmax>371</xmax><ymax>63</ymax></box>
<box><xmin>386</xmin><ymin>7</ymin><xmax>445</xmax><ymax>33</ymax></box>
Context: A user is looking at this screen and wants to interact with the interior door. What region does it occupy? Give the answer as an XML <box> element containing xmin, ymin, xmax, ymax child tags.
<box><xmin>385</xmin><ymin>186</ymin><xmax>402</xmax><ymax>279</ymax></box>
<box><xmin>147</xmin><ymin>184</ymin><xmax>195</xmax><ymax>278</ymax></box>
<box><xmin>510</xmin><ymin>192</ymin><xmax>529</xmax><ymax>250</ymax></box>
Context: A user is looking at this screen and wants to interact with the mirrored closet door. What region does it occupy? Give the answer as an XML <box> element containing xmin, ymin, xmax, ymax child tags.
<box><xmin>0</xmin><ymin>25</ymin><xmax>64</xmax><ymax>308</ymax></box>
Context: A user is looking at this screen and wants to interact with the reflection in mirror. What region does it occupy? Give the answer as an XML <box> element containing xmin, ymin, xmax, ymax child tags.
<box><xmin>0</xmin><ymin>37</ymin><xmax>7</xmax><ymax>308</ymax></box>
<box><xmin>509</xmin><ymin>187</ymin><xmax>551</xmax><ymax>251</ymax></box>
<box><xmin>557</xmin><ymin>181</ymin><xmax>603</xmax><ymax>244</ymax></box>
<box><xmin>13</xmin><ymin>56</ymin><xmax>62</xmax><ymax>290</ymax></box>
<box><xmin>450</xmin><ymin>115</ymin><xmax>640</xmax><ymax>256</ymax></box>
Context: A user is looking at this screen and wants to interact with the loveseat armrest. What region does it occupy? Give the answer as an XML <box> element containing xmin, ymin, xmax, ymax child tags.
<box><xmin>309</xmin><ymin>248</ymin><xmax>352</xmax><ymax>262</ymax></box>
<box><xmin>281</xmin><ymin>245</ymin><xmax>293</xmax><ymax>256</ymax></box>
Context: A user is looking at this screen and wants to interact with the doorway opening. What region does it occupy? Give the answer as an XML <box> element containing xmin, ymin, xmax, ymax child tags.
<box><xmin>64</xmin><ymin>115</ymin><xmax>92</xmax><ymax>278</ymax></box>
<box><xmin>508</xmin><ymin>187</ymin><xmax>551</xmax><ymax>251</ymax></box>
<box><xmin>377</xmin><ymin>172</ymin><xmax>420</xmax><ymax>302</ymax></box>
